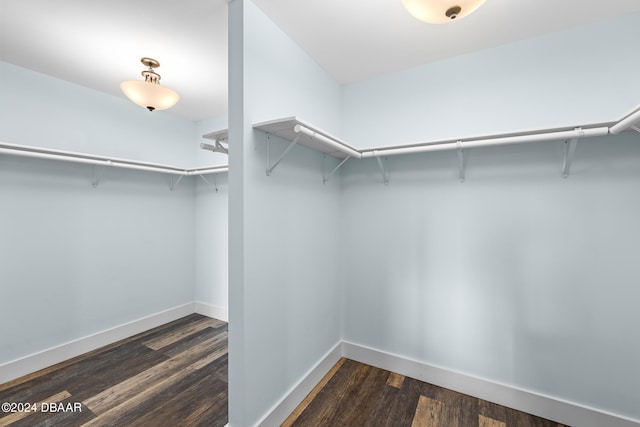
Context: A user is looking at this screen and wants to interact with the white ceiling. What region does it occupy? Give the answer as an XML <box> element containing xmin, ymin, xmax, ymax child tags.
<box><xmin>0</xmin><ymin>0</ymin><xmax>229</xmax><ymax>122</ymax></box>
<box><xmin>252</xmin><ymin>0</ymin><xmax>640</xmax><ymax>84</ymax></box>
<box><xmin>2</xmin><ymin>0</ymin><xmax>640</xmax><ymax>122</ymax></box>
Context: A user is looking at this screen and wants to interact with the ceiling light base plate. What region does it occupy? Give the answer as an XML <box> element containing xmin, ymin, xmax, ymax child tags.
<box><xmin>141</xmin><ymin>57</ymin><xmax>160</xmax><ymax>69</ymax></box>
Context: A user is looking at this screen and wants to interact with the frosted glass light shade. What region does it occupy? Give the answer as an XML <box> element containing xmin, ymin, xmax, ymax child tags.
<box><xmin>120</xmin><ymin>80</ymin><xmax>179</xmax><ymax>111</ymax></box>
<box><xmin>401</xmin><ymin>0</ymin><xmax>486</xmax><ymax>23</ymax></box>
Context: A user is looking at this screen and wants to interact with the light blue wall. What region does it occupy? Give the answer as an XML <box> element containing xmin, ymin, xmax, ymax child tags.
<box><xmin>228</xmin><ymin>1</ymin><xmax>342</xmax><ymax>425</ymax></box>
<box><xmin>195</xmin><ymin>172</ymin><xmax>228</xmax><ymax>310</ymax></box>
<box><xmin>336</xmin><ymin>13</ymin><xmax>640</xmax><ymax>421</ymax></box>
<box><xmin>223</xmin><ymin>8</ymin><xmax>640</xmax><ymax>424</ymax></box>
<box><xmin>0</xmin><ymin>61</ymin><xmax>228</xmax><ymax>366</ymax></box>
<box><xmin>339</xmin><ymin>132</ymin><xmax>640</xmax><ymax>419</ymax></box>
<box><xmin>0</xmin><ymin>155</ymin><xmax>196</xmax><ymax>365</ymax></box>
<box><xmin>341</xmin><ymin>12</ymin><xmax>640</xmax><ymax>149</ymax></box>
<box><xmin>194</xmin><ymin>114</ymin><xmax>230</xmax><ymax>311</ymax></box>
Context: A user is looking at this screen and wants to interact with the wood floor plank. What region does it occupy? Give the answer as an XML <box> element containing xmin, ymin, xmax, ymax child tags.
<box><xmin>3</xmin><ymin>319</ymin><xmax>569</xmax><ymax>427</ymax></box>
<box><xmin>366</xmin><ymin>380</ymin><xmax>406</xmax><ymax>426</ymax></box>
<box><xmin>289</xmin><ymin>359</ymin><xmax>369</xmax><ymax>426</ymax></box>
<box><xmin>143</xmin><ymin>317</ymin><xmax>224</xmax><ymax>350</ymax></box>
<box><xmin>387</xmin><ymin>372</ymin><xmax>405</xmax><ymax>389</ymax></box>
<box><xmin>386</xmin><ymin>376</ymin><xmax>438</xmax><ymax>425</ymax></box>
<box><xmin>435</xmin><ymin>386</ymin><xmax>479</xmax><ymax>427</ymax></box>
<box><xmin>8</xmin><ymin>402</ymin><xmax>95</xmax><ymax>427</ymax></box>
<box><xmin>0</xmin><ymin>344</ymin><xmax>163</xmax><ymax>405</ymax></box>
<box><xmin>160</xmin><ymin>324</ymin><xmax>227</xmax><ymax>358</ymax></box>
<box><xmin>83</xmin><ymin>330</ymin><xmax>226</xmax><ymax>415</ymax></box>
<box><xmin>478</xmin><ymin>399</ymin><xmax>507</xmax><ymax>423</ymax></box>
<box><xmin>479</xmin><ymin>414</ymin><xmax>506</xmax><ymax>427</ymax></box>
<box><xmin>0</xmin><ymin>390</ymin><xmax>72</xmax><ymax>426</ymax></box>
<box><xmin>211</xmin><ymin>352</ymin><xmax>228</xmax><ymax>383</ymax></box>
<box><xmin>289</xmin><ymin>359</ymin><xmax>566</xmax><ymax>427</ymax></box>
<box><xmin>0</xmin><ymin>314</ymin><xmax>203</xmax><ymax>394</ymax></box>
<box><xmin>282</xmin><ymin>357</ymin><xmax>346</xmax><ymax>427</ymax></box>
<box><xmin>124</xmin><ymin>365</ymin><xmax>227</xmax><ymax>427</ymax></box>
<box><xmin>80</xmin><ymin>342</ymin><xmax>227</xmax><ymax>426</ymax></box>
<box><xmin>185</xmin><ymin>387</ymin><xmax>229</xmax><ymax>427</ymax></box>
<box><xmin>175</xmin><ymin>382</ymin><xmax>227</xmax><ymax>427</ymax></box>
<box><xmin>337</xmin><ymin>362</ymin><xmax>391</xmax><ymax>426</ymax></box>
<box><xmin>0</xmin><ymin>314</ymin><xmax>228</xmax><ymax>427</ymax></box>
<box><xmin>411</xmin><ymin>395</ymin><xmax>444</xmax><ymax>427</ymax></box>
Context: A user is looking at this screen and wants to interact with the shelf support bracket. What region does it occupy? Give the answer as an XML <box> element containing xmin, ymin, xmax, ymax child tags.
<box><xmin>562</xmin><ymin>137</ymin><xmax>579</xmax><ymax>178</ymax></box>
<box><xmin>200</xmin><ymin>140</ymin><xmax>228</xmax><ymax>155</ymax></box>
<box><xmin>376</xmin><ymin>156</ymin><xmax>389</xmax><ymax>185</ymax></box>
<box><xmin>169</xmin><ymin>175</ymin><xmax>184</xmax><ymax>191</ymax></box>
<box><xmin>266</xmin><ymin>134</ymin><xmax>301</xmax><ymax>176</ymax></box>
<box><xmin>323</xmin><ymin>156</ymin><xmax>350</xmax><ymax>184</ymax></box>
<box><xmin>456</xmin><ymin>140</ymin><xmax>465</xmax><ymax>183</ymax></box>
<box><xmin>91</xmin><ymin>165</ymin><xmax>106</xmax><ymax>188</ymax></box>
<box><xmin>198</xmin><ymin>173</ymin><xmax>219</xmax><ymax>192</ymax></box>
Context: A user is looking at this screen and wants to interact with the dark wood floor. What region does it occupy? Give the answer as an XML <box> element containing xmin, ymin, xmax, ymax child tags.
<box><xmin>284</xmin><ymin>358</ymin><xmax>570</xmax><ymax>427</ymax></box>
<box><xmin>0</xmin><ymin>314</ymin><xmax>228</xmax><ymax>427</ymax></box>
<box><xmin>2</xmin><ymin>316</ymin><xmax>569</xmax><ymax>427</ymax></box>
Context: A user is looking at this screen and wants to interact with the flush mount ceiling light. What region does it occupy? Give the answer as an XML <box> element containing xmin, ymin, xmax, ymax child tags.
<box><xmin>120</xmin><ymin>57</ymin><xmax>179</xmax><ymax>112</ymax></box>
<box><xmin>401</xmin><ymin>0</ymin><xmax>486</xmax><ymax>23</ymax></box>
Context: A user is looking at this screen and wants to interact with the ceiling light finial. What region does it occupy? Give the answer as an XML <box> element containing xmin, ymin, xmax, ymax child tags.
<box><xmin>401</xmin><ymin>0</ymin><xmax>486</xmax><ymax>24</ymax></box>
<box><xmin>120</xmin><ymin>57</ymin><xmax>179</xmax><ymax>112</ymax></box>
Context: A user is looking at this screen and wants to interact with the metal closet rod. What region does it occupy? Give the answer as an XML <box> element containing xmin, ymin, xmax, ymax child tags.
<box><xmin>359</xmin><ymin>127</ymin><xmax>610</xmax><ymax>158</ymax></box>
<box><xmin>0</xmin><ymin>142</ymin><xmax>228</xmax><ymax>175</ymax></box>
<box><xmin>294</xmin><ymin>123</ymin><xmax>614</xmax><ymax>159</ymax></box>
<box><xmin>292</xmin><ymin>108</ymin><xmax>640</xmax><ymax>159</ymax></box>
<box><xmin>609</xmin><ymin>108</ymin><xmax>640</xmax><ymax>134</ymax></box>
<box><xmin>294</xmin><ymin>124</ymin><xmax>362</xmax><ymax>159</ymax></box>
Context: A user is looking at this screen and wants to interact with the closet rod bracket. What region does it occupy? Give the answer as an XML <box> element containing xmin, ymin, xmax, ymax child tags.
<box><xmin>456</xmin><ymin>140</ymin><xmax>465</xmax><ymax>183</ymax></box>
<box><xmin>169</xmin><ymin>174</ymin><xmax>184</xmax><ymax>191</ymax></box>
<box><xmin>200</xmin><ymin>140</ymin><xmax>228</xmax><ymax>155</ymax></box>
<box><xmin>91</xmin><ymin>164</ymin><xmax>107</xmax><ymax>188</ymax></box>
<box><xmin>562</xmin><ymin>131</ymin><xmax>580</xmax><ymax>178</ymax></box>
<box><xmin>323</xmin><ymin>155</ymin><xmax>350</xmax><ymax>184</ymax></box>
<box><xmin>266</xmin><ymin>133</ymin><xmax>301</xmax><ymax>176</ymax></box>
<box><xmin>376</xmin><ymin>156</ymin><xmax>389</xmax><ymax>185</ymax></box>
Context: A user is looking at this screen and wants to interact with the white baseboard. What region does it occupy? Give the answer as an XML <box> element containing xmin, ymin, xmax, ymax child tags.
<box><xmin>194</xmin><ymin>301</ymin><xmax>229</xmax><ymax>322</ymax></box>
<box><xmin>0</xmin><ymin>302</ymin><xmax>195</xmax><ymax>385</ymax></box>
<box><xmin>341</xmin><ymin>341</ymin><xmax>640</xmax><ymax>427</ymax></box>
<box><xmin>255</xmin><ymin>341</ymin><xmax>343</xmax><ymax>427</ymax></box>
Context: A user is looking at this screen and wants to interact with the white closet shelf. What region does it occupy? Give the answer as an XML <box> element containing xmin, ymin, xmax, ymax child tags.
<box><xmin>201</xmin><ymin>129</ymin><xmax>229</xmax><ymax>155</ymax></box>
<box><xmin>253</xmin><ymin>106</ymin><xmax>640</xmax><ymax>161</ymax></box>
<box><xmin>0</xmin><ymin>141</ymin><xmax>228</xmax><ymax>176</ymax></box>
<box><xmin>202</xmin><ymin>129</ymin><xmax>228</xmax><ymax>143</ymax></box>
<box><xmin>251</xmin><ymin>107</ymin><xmax>640</xmax><ymax>181</ymax></box>
<box><xmin>253</xmin><ymin>117</ymin><xmax>360</xmax><ymax>159</ymax></box>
